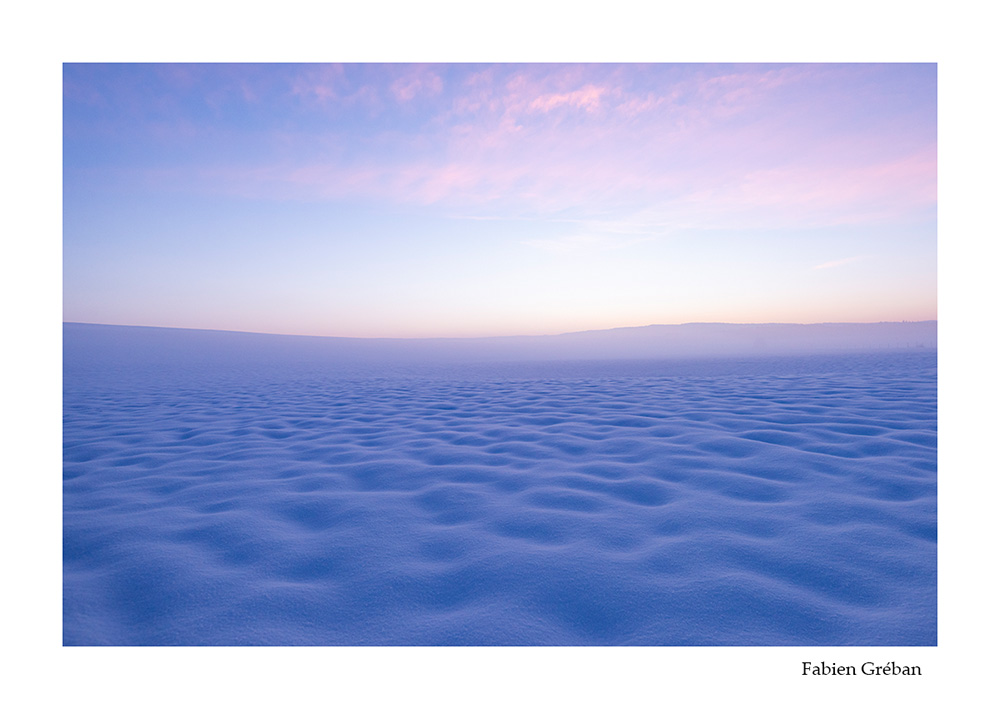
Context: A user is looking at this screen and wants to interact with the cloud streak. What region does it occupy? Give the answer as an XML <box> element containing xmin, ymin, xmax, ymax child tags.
<box><xmin>813</xmin><ymin>256</ymin><xmax>869</xmax><ymax>270</ymax></box>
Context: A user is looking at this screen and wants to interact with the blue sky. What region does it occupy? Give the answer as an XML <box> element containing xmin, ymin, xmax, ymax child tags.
<box><xmin>63</xmin><ymin>63</ymin><xmax>936</xmax><ymax>337</ymax></box>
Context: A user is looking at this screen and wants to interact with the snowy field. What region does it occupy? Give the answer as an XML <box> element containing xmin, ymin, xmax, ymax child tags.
<box><xmin>63</xmin><ymin>324</ymin><xmax>936</xmax><ymax>645</ymax></box>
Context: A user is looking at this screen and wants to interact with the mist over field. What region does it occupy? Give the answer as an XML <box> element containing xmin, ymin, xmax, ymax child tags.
<box><xmin>65</xmin><ymin>320</ymin><xmax>936</xmax><ymax>366</ymax></box>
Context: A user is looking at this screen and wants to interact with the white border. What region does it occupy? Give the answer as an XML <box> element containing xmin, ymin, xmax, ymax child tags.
<box><xmin>6</xmin><ymin>1</ymin><xmax>992</xmax><ymax>705</ymax></box>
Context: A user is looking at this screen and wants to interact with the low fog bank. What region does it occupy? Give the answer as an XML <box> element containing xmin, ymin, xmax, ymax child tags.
<box><xmin>549</xmin><ymin>322</ymin><xmax>936</xmax><ymax>358</ymax></box>
<box><xmin>64</xmin><ymin>321</ymin><xmax>937</xmax><ymax>370</ymax></box>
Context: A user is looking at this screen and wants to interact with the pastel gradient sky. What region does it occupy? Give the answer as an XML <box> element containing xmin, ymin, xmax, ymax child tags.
<box><xmin>63</xmin><ymin>63</ymin><xmax>936</xmax><ymax>337</ymax></box>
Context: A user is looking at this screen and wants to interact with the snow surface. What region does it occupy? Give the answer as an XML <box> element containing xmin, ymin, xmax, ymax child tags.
<box><xmin>63</xmin><ymin>324</ymin><xmax>936</xmax><ymax>645</ymax></box>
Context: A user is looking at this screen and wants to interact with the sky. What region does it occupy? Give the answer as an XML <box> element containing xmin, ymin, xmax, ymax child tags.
<box><xmin>63</xmin><ymin>63</ymin><xmax>936</xmax><ymax>338</ymax></box>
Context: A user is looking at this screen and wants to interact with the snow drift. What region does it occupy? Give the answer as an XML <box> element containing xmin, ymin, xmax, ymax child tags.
<box><xmin>63</xmin><ymin>323</ymin><xmax>937</xmax><ymax>645</ymax></box>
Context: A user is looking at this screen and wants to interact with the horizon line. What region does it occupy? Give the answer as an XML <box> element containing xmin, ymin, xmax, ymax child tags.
<box><xmin>63</xmin><ymin>319</ymin><xmax>939</xmax><ymax>342</ymax></box>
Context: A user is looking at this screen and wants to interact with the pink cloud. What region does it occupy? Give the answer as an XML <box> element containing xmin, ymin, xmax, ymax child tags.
<box><xmin>390</xmin><ymin>67</ymin><xmax>444</xmax><ymax>102</ymax></box>
<box><xmin>720</xmin><ymin>147</ymin><xmax>937</xmax><ymax>224</ymax></box>
<box><xmin>528</xmin><ymin>84</ymin><xmax>607</xmax><ymax>113</ymax></box>
<box><xmin>176</xmin><ymin>135</ymin><xmax>934</xmax><ymax>232</ymax></box>
<box><xmin>696</xmin><ymin>66</ymin><xmax>799</xmax><ymax>105</ymax></box>
<box><xmin>615</xmin><ymin>93</ymin><xmax>667</xmax><ymax>118</ymax></box>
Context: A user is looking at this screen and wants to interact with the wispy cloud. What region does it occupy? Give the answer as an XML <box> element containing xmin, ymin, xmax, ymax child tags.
<box><xmin>813</xmin><ymin>255</ymin><xmax>869</xmax><ymax>270</ymax></box>
<box><xmin>390</xmin><ymin>66</ymin><xmax>444</xmax><ymax>102</ymax></box>
<box><xmin>522</xmin><ymin>233</ymin><xmax>656</xmax><ymax>256</ymax></box>
<box><xmin>74</xmin><ymin>64</ymin><xmax>936</xmax><ymax>232</ymax></box>
<box><xmin>527</xmin><ymin>84</ymin><xmax>607</xmax><ymax>113</ymax></box>
<box><xmin>290</xmin><ymin>64</ymin><xmax>348</xmax><ymax>103</ymax></box>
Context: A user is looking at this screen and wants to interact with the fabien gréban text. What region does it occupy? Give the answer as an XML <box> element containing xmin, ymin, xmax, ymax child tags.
<box><xmin>802</xmin><ymin>662</ymin><xmax>921</xmax><ymax>676</ymax></box>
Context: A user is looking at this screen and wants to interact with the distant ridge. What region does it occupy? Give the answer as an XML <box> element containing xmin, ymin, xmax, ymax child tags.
<box><xmin>64</xmin><ymin>321</ymin><xmax>937</xmax><ymax>364</ymax></box>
